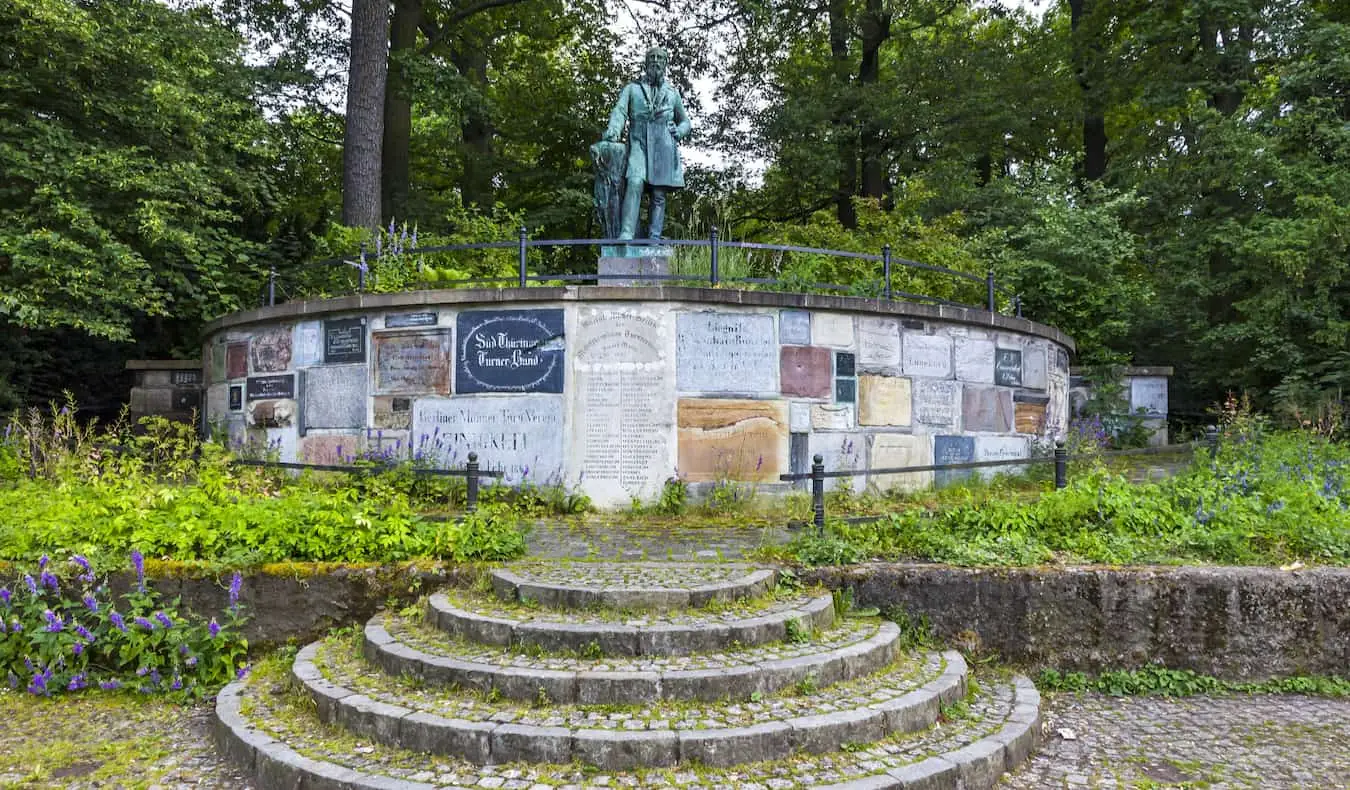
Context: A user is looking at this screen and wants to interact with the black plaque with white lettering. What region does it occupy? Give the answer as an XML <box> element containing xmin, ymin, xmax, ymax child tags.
<box><xmin>456</xmin><ymin>309</ymin><xmax>565</xmax><ymax>394</ymax></box>
<box><xmin>835</xmin><ymin>351</ymin><xmax>856</xmax><ymax>378</ymax></box>
<box><xmin>385</xmin><ymin>311</ymin><xmax>438</xmax><ymax>329</ymax></box>
<box><xmin>228</xmin><ymin>385</ymin><xmax>243</xmax><ymax>411</ymax></box>
<box><xmin>995</xmin><ymin>348</ymin><xmax>1023</xmax><ymax>387</ymax></box>
<box><xmin>324</xmin><ymin>317</ymin><xmax>367</xmax><ymax>364</ymax></box>
<box><xmin>246</xmin><ymin>374</ymin><xmax>295</xmax><ymax>401</ymax></box>
<box><xmin>172</xmin><ymin>369</ymin><xmax>203</xmax><ymax>387</ymax></box>
<box><xmin>835</xmin><ymin>378</ymin><xmax>856</xmax><ymax>403</ymax></box>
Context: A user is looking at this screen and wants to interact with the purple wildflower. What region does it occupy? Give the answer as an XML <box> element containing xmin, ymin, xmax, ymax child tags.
<box><xmin>23</xmin><ymin>575</ymin><xmax>37</xmax><ymax>595</ymax></box>
<box><xmin>134</xmin><ymin>616</ymin><xmax>155</xmax><ymax>630</ymax></box>
<box><xmin>154</xmin><ymin>611</ymin><xmax>173</xmax><ymax>629</ymax></box>
<box><xmin>109</xmin><ymin>611</ymin><xmax>126</xmax><ymax>632</ymax></box>
<box><xmin>74</xmin><ymin>624</ymin><xmax>94</xmax><ymax>642</ymax></box>
<box><xmin>71</xmin><ymin>555</ymin><xmax>91</xmax><ymax>574</ymax></box>
<box><xmin>38</xmin><ymin>554</ymin><xmax>48</xmax><ymax>571</ymax></box>
<box><xmin>68</xmin><ymin>673</ymin><xmax>87</xmax><ymax>691</ymax></box>
<box><xmin>136</xmin><ymin>666</ymin><xmax>149</xmax><ymax>676</ymax></box>
<box><xmin>0</xmin><ymin>588</ymin><xmax>10</xmax><ymax>606</ymax></box>
<box><xmin>27</xmin><ymin>672</ymin><xmax>48</xmax><ymax>696</ymax></box>
<box><xmin>236</xmin><ymin>666</ymin><xmax>250</xmax><ymax>680</ymax></box>
<box><xmin>179</xmin><ymin>644</ymin><xmax>189</xmax><ymax>656</ymax></box>
<box><xmin>185</xmin><ymin>656</ymin><xmax>197</xmax><ymax>668</ymax></box>
<box><xmin>39</xmin><ymin>571</ymin><xmax>59</xmax><ymax>592</ymax></box>
<box><xmin>100</xmin><ymin>680</ymin><xmax>121</xmax><ymax>691</ymax></box>
<box><xmin>130</xmin><ymin>549</ymin><xmax>145</xmax><ymax>591</ymax></box>
<box><xmin>0</xmin><ymin>621</ymin><xmax>6</xmax><ymax>634</ymax></box>
<box><xmin>208</xmin><ymin>619</ymin><xmax>221</xmax><ymax>638</ymax></box>
<box><xmin>228</xmin><ymin>572</ymin><xmax>243</xmax><ymax>610</ymax></box>
<box><xmin>72</xmin><ymin>642</ymin><xmax>84</xmax><ymax>656</ymax></box>
<box><xmin>149</xmin><ymin>669</ymin><xmax>161</xmax><ymax>685</ymax></box>
<box><xmin>43</xmin><ymin>610</ymin><xmax>63</xmax><ymax>632</ymax></box>
<box><xmin>82</xmin><ymin>594</ymin><xmax>98</xmax><ymax>612</ymax></box>
<box><xmin>170</xmin><ymin>676</ymin><xmax>183</xmax><ymax>691</ymax></box>
<box><xmin>10</xmin><ymin>621</ymin><xmax>20</xmax><ymax>633</ymax></box>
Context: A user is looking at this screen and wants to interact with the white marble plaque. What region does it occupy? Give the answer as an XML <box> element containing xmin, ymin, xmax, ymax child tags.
<box><xmin>412</xmin><ymin>395</ymin><xmax>564</xmax><ymax>485</ymax></box>
<box><xmin>974</xmin><ymin>436</ymin><xmax>1031</xmax><ymax>480</ymax></box>
<box><xmin>809</xmin><ymin>433</ymin><xmax>866</xmax><ymax>492</ymax></box>
<box><xmin>1130</xmin><ymin>377</ymin><xmax>1168</xmax><ymax>416</ymax></box>
<box><xmin>912</xmin><ymin>380</ymin><xmax>961</xmax><ymax>431</ymax></box>
<box><xmin>293</xmin><ymin>321</ymin><xmax>323</xmax><ymax>368</ymax></box>
<box><xmin>1047</xmin><ymin>372</ymin><xmax>1068</xmax><ymax>438</ymax></box>
<box><xmin>811</xmin><ymin>404</ymin><xmax>855</xmax><ymax>431</ymax></box>
<box><xmin>302</xmin><ymin>365</ymin><xmax>368</xmax><ymax>431</ymax></box>
<box><xmin>954</xmin><ymin>338</ymin><xmax>996</xmax><ymax>384</ymax></box>
<box><xmin>1022</xmin><ymin>345</ymin><xmax>1047</xmax><ymax>390</ymax></box>
<box><xmin>902</xmin><ymin>334</ymin><xmax>952</xmax><ymax>379</ymax></box>
<box><xmin>812</xmin><ymin>313</ymin><xmax>855</xmax><ymax>347</ymax></box>
<box><xmin>789</xmin><ymin>402</ymin><xmax>812</xmax><ymax>433</ymax></box>
<box><xmin>570</xmin><ymin>307</ymin><xmax>676</xmax><ymax>507</ymax></box>
<box><xmin>857</xmin><ymin>317</ymin><xmax>901</xmax><ymax>369</ymax></box>
<box><xmin>676</xmin><ymin>312</ymin><xmax>777</xmax><ymax>393</ymax></box>
<box><xmin>779</xmin><ymin>311</ymin><xmax>811</xmax><ymax>346</ymax></box>
<box><xmin>869</xmin><ymin>434</ymin><xmax>934</xmax><ymax>494</ymax></box>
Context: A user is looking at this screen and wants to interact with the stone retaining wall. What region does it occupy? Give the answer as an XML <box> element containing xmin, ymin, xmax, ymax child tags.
<box><xmin>802</xmin><ymin>564</ymin><xmax>1350</xmax><ymax>680</ymax></box>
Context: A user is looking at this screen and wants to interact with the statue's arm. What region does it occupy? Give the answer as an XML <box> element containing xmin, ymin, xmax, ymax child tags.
<box><xmin>671</xmin><ymin>91</ymin><xmax>692</xmax><ymax>141</ymax></box>
<box><xmin>603</xmin><ymin>85</ymin><xmax>631</xmax><ymax>142</ymax></box>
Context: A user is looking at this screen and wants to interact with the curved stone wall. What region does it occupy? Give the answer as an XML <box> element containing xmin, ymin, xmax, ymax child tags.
<box><xmin>201</xmin><ymin>287</ymin><xmax>1074</xmax><ymax>507</ymax></box>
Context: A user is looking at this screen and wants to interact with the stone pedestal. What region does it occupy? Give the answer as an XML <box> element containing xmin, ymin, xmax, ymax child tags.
<box><xmin>126</xmin><ymin>359</ymin><xmax>203</xmax><ymax>423</ymax></box>
<box><xmin>598</xmin><ymin>249</ymin><xmax>672</xmax><ymax>286</ymax></box>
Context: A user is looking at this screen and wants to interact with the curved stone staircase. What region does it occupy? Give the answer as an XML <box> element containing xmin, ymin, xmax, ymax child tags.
<box><xmin>215</xmin><ymin>562</ymin><xmax>1042</xmax><ymax>789</ymax></box>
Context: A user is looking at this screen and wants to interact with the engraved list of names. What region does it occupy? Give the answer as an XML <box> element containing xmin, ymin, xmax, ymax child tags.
<box><xmin>572</xmin><ymin>308</ymin><xmax>675</xmax><ymax>507</ymax></box>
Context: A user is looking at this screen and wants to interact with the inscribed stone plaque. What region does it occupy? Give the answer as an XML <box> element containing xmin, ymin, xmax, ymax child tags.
<box><xmin>975</xmin><ymin>436</ymin><xmax>1031</xmax><ymax>480</ymax></box>
<box><xmin>412</xmin><ymin>395</ymin><xmax>565</xmax><ymax>484</ymax></box>
<box><xmin>811</xmin><ymin>404</ymin><xmax>854</xmax><ymax>432</ymax></box>
<box><xmin>857</xmin><ymin>317</ymin><xmax>901</xmax><ymax>369</ymax></box>
<box><xmin>835</xmin><ymin>352</ymin><xmax>856</xmax><ymax>378</ymax></box>
<box><xmin>902</xmin><ymin>334</ymin><xmax>952</xmax><ymax>379</ymax></box>
<box><xmin>172</xmin><ymin>389</ymin><xmax>201</xmax><ymax>411</ymax></box>
<box><xmin>779</xmin><ymin>311</ymin><xmax>811</xmax><ymax>346</ymax></box>
<box><xmin>251</xmin><ymin>329</ymin><xmax>293</xmax><ymax>373</ymax></box>
<box><xmin>246</xmin><ymin>374</ymin><xmax>295</xmax><ymax>401</ymax></box>
<box><xmin>676</xmin><ymin>399</ymin><xmax>787</xmax><ymax>483</ymax></box>
<box><xmin>869</xmin><ymin>434</ymin><xmax>933</xmax><ymax>494</ymax></box>
<box><xmin>571</xmin><ymin>307</ymin><xmax>676</xmax><ymax>507</ymax></box>
<box><xmin>325</xmin><ymin>318</ymin><xmax>368</xmax><ymax>364</ymax></box>
<box><xmin>1022</xmin><ymin>345</ymin><xmax>1047</xmax><ymax>391</ymax></box>
<box><xmin>676</xmin><ymin>313</ymin><xmax>777</xmax><ymax>393</ymax></box>
<box><xmin>1130</xmin><ymin>377</ymin><xmax>1168</xmax><ymax>415</ymax></box>
<box><xmin>954</xmin><ymin>338</ymin><xmax>995</xmax><ymax>384</ymax></box>
<box><xmin>210</xmin><ymin>343</ymin><xmax>227</xmax><ymax>383</ymax></box>
<box><xmin>228</xmin><ymin>385</ymin><xmax>243</xmax><ymax>411</ymax></box>
<box><xmin>385</xmin><ymin>311</ymin><xmax>438</xmax><ymax>329</ymax></box>
<box><xmin>858</xmin><ymin>375</ymin><xmax>912</xmax><ymax>427</ymax></box>
<box><xmin>789</xmin><ymin>402</ymin><xmax>812</xmax><ymax>433</ymax></box>
<box><xmin>1015</xmin><ymin>402</ymin><xmax>1047</xmax><ymax>435</ymax></box>
<box><xmin>780</xmin><ymin>346</ymin><xmax>832</xmax><ymax>398</ymax></box>
<box><xmin>813</xmin><ymin>313</ymin><xmax>854</xmax><ymax>347</ymax></box>
<box><xmin>457</xmin><ymin>310</ymin><xmax>565</xmax><ymax>394</ymax></box>
<box><xmin>374</xmin><ymin>396</ymin><xmax>412</xmax><ymax>430</ymax></box>
<box><xmin>374</xmin><ymin>330</ymin><xmax>452</xmax><ymax>394</ymax></box>
<box><xmin>808</xmin><ymin>433</ymin><xmax>865</xmax><ymax>492</ymax></box>
<box><xmin>300</xmin><ymin>433</ymin><xmax>363</xmax><ymax>465</ymax></box>
<box><xmin>1047</xmin><ymin>372</ymin><xmax>1068</xmax><ymax>437</ymax></box>
<box><xmin>913</xmin><ymin>380</ymin><xmax>961</xmax><ymax>431</ymax></box>
<box><xmin>205</xmin><ymin>384</ymin><xmax>228</xmax><ymax>418</ymax></box>
<box><xmin>301</xmin><ymin>365</ymin><xmax>367</xmax><ymax>432</ymax></box>
<box><xmin>226</xmin><ymin>342</ymin><xmax>249</xmax><ymax>380</ymax></box>
<box><xmin>172</xmin><ymin>369</ymin><xmax>202</xmax><ymax>387</ymax></box>
<box><xmin>835</xmin><ymin>378</ymin><xmax>856</xmax><ymax>403</ymax></box>
<box><xmin>293</xmin><ymin>322</ymin><xmax>322</xmax><ymax>367</ymax></box>
<box><xmin>962</xmin><ymin>387</ymin><xmax>1014</xmax><ymax>432</ymax></box>
<box><xmin>246</xmin><ymin>399</ymin><xmax>296</xmax><ymax>428</ymax></box>
<box><xmin>933</xmin><ymin>435</ymin><xmax>975</xmax><ymax>487</ymax></box>
<box><xmin>994</xmin><ymin>348</ymin><xmax>1023</xmax><ymax>387</ymax></box>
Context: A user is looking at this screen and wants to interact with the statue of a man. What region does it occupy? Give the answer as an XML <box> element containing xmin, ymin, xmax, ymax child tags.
<box><xmin>602</xmin><ymin>47</ymin><xmax>692</xmax><ymax>241</ymax></box>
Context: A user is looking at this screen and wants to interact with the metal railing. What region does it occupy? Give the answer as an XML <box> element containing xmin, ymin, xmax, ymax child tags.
<box><xmin>781</xmin><ymin>429</ymin><xmax>1221</xmax><ymax>533</ymax></box>
<box><xmin>231</xmin><ymin>452</ymin><xmax>503</xmax><ymax>511</ymax></box>
<box><xmin>262</xmin><ymin>227</ymin><xmax>1023</xmax><ymax>316</ymax></box>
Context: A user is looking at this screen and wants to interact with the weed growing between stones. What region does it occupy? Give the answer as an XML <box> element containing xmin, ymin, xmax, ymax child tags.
<box><xmin>0</xmin><ymin>552</ymin><xmax>247</xmax><ymax>699</ymax></box>
<box><xmin>1037</xmin><ymin>667</ymin><xmax>1350</xmax><ymax>698</ymax></box>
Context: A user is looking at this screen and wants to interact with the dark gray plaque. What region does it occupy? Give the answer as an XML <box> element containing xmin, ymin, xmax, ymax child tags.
<box><xmin>835</xmin><ymin>378</ymin><xmax>856</xmax><ymax>403</ymax></box>
<box><xmin>934</xmin><ymin>435</ymin><xmax>975</xmax><ymax>487</ymax></box>
<box><xmin>324</xmin><ymin>317</ymin><xmax>367</xmax><ymax>364</ymax></box>
<box><xmin>995</xmin><ymin>349</ymin><xmax>1023</xmax><ymax>387</ymax></box>
<box><xmin>246</xmin><ymin>374</ymin><xmax>295</xmax><ymax>401</ymax></box>
<box><xmin>835</xmin><ymin>351</ymin><xmax>856</xmax><ymax>378</ymax></box>
<box><xmin>386</xmin><ymin>311</ymin><xmax>438</xmax><ymax>329</ymax></box>
<box><xmin>456</xmin><ymin>309</ymin><xmax>565</xmax><ymax>394</ymax></box>
<box><xmin>173</xmin><ymin>389</ymin><xmax>201</xmax><ymax>411</ymax></box>
<box><xmin>228</xmin><ymin>385</ymin><xmax>243</xmax><ymax>411</ymax></box>
<box><xmin>172</xmin><ymin>370</ymin><xmax>202</xmax><ymax>387</ymax></box>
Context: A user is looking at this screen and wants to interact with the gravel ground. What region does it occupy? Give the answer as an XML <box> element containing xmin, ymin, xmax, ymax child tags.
<box><xmin>438</xmin><ymin>588</ymin><xmax>823</xmax><ymax>627</ymax></box>
<box><xmin>1000</xmin><ymin>691</ymin><xmax>1350</xmax><ymax>789</ymax></box>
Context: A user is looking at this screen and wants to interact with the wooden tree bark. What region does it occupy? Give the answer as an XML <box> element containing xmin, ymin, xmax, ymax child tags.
<box><xmin>829</xmin><ymin>0</ymin><xmax>858</xmax><ymax>228</ymax></box>
<box><xmin>342</xmin><ymin>0</ymin><xmax>389</xmax><ymax>228</ymax></box>
<box><xmin>452</xmin><ymin>45</ymin><xmax>496</xmax><ymax>209</ymax></box>
<box><xmin>1069</xmin><ymin>0</ymin><xmax>1107</xmax><ymax>181</ymax></box>
<box><xmin>858</xmin><ymin>0</ymin><xmax>892</xmax><ymax>202</ymax></box>
<box><xmin>382</xmin><ymin>0</ymin><xmax>422</xmax><ymax>222</ymax></box>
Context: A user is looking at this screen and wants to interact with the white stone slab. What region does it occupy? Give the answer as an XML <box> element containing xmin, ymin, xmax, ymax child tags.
<box><xmin>902</xmin><ymin>334</ymin><xmax>953</xmax><ymax>379</ymax></box>
<box><xmin>974</xmin><ymin>436</ymin><xmax>1032</xmax><ymax>481</ymax></box>
<box><xmin>412</xmin><ymin>395</ymin><xmax>565</xmax><ymax>485</ymax></box>
<box><xmin>812</xmin><ymin>313</ymin><xmax>855</xmax><ymax>348</ymax></box>
<box><xmin>570</xmin><ymin>307</ymin><xmax>676</xmax><ymax>508</ymax></box>
<box><xmin>811</xmin><ymin>404</ymin><xmax>855</xmax><ymax>432</ymax></box>
<box><xmin>809</xmin><ymin>432</ymin><xmax>866</xmax><ymax>492</ymax></box>
<box><xmin>869</xmin><ymin>434</ymin><xmax>934</xmax><ymax>494</ymax></box>
<box><xmin>779</xmin><ymin>311</ymin><xmax>811</xmax><ymax>346</ymax></box>
<box><xmin>789</xmin><ymin>402</ymin><xmax>812</xmax><ymax>434</ymax></box>
<box><xmin>912</xmin><ymin>380</ymin><xmax>961</xmax><ymax>431</ymax></box>
<box><xmin>676</xmin><ymin>312</ymin><xmax>777</xmax><ymax>393</ymax></box>
<box><xmin>302</xmin><ymin>365</ymin><xmax>368</xmax><ymax>431</ymax></box>
<box><xmin>857</xmin><ymin>317</ymin><xmax>901</xmax><ymax>369</ymax></box>
<box><xmin>293</xmin><ymin>321</ymin><xmax>323</xmax><ymax>368</ymax></box>
<box><xmin>954</xmin><ymin>338</ymin><xmax>996</xmax><ymax>384</ymax></box>
<box><xmin>1130</xmin><ymin>377</ymin><xmax>1168</xmax><ymax>416</ymax></box>
<box><xmin>1022</xmin><ymin>345</ymin><xmax>1047</xmax><ymax>390</ymax></box>
<box><xmin>1047</xmin><ymin>372</ymin><xmax>1068</xmax><ymax>438</ymax></box>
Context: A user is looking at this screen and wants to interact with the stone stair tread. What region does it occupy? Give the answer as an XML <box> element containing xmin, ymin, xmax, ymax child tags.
<box><xmin>367</xmin><ymin>612</ymin><xmax>899</xmax><ymax>704</ymax></box>
<box><xmin>219</xmin><ymin>660</ymin><xmax>1038</xmax><ymax>788</ymax></box>
<box><xmin>430</xmin><ymin>589</ymin><xmax>836</xmax><ymax>656</ymax></box>
<box><xmin>491</xmin><ymin>562</ymin><xmax>776</xmax><ymax>611</ymax></box>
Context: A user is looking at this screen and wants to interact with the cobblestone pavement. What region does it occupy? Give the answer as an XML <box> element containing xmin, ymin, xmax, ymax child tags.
<box><xmin>525</xmin><ymin>521</ymin><xmax>796</xmax><ymax>560</ymax></box>
<box><xmin>1000</xmin><ymin>691</ymin><xmax>1350</xmax><ymax>789</ymax></box>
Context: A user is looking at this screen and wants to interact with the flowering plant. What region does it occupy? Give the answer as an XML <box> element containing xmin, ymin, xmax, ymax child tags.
<box><xmin>0</xmin><ymin>552</ymin><xmax>248</xmax><ymax>698</ymax></box>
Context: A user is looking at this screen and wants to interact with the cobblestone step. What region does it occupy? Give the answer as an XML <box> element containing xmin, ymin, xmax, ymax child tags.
<box><xmin>365</xmin><ymin>612</ymin><xmax>900</xmax><ymax>705</ymax></box>
<box><xmin>428</xmin><ymin>590</ymin><xmax>836</xmax><ymax>657</ymax></box>
<box><xmin>216</xmin><ymin>660</ymin><xmax>1039</xmax><ymax>789</ymax></box>
<box><xmin>296</xmin><ymin>636</ymin><xmax>969</xmax><ymax>768</ymax></box>
<box><xmin>490</xmin><ymin>563</ymin><xmax>777</xmax><ymax>611</ymax></box>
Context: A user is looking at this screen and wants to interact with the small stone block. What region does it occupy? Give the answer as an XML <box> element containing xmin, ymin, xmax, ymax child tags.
<box><xmin>858</xmin><ymin>375</ymin><xmax>912</xmax><ymax>426</ymax></box>
<box><xmin>789</xmin><ymin>708</ymin><xmax>885</xmax><ymax>754</ymax></box>
<box><xmin>577</xmin><ymin>671</ymin><xmax>660</xmax><ymax>705</ymax></box>
<box><xmin>835</xmin><ymin>351</ymin><xmax>856</xmax><ymax>378</ymax></box>
<box><xmin>885</xmin><ymin>755</ymin><xmax>960</xmax><ymax>790</ymax></box>
<box><xmin>947</xmin><ymin>738</ymin><xmax>1008</xmax><ymax>788</ymax></box>
<box><xmin>491</xmin><ymin>723</ymin><xmax>572</xmax><ymax>764</ymax></box>
<box><xmin>1015</xmin><ymin>402</ymin><xmax>1046</xmax><ymax>434</ymax></box>
<box><xmin>836</xmin><ymin>378</ymin><xmax>856</xmax><ymax>403</ymax></box>
<box><xmin>573</xmin><ymin>729</ymin><xmax>679</xmax><ymax>770</ymax></box>
<box><xmin>677</xmin><ymin>722</ymin><xmax>792</xmax><ymax>767</ymax></box>
<box><xmin>872</xmin><ymin>689</ymin><xmax>939</xmax><ymax>734</ymax></box>
<box><xmin>780</xmin><ymin>346</ymin><xmax>833</xmax><ymax>398</ymax></box>
<box><xmin>400</xmin><ymin>713</ymin><xmax>494</xmax><ymax>763</ymax></box>
<box><xmin>779</xmin><ymin>310</ymin><xmax>811</xmax><ymax>345</ymax></box>
<box><xmin>993</xmin><ymin>720</ymin><xmax>1036</xmax><ymax>768</ymax></box>
<box><xmin>962</xmin><ymin>387</ymin><xmax>1013</xmax><ymax>433</ymax></box>
<box><xmin>493</xmin><ymin>667</ymin><xmax>578</xmax><ymax>705</ymax></box>
<box><xmin>662</xmin><ymin>666</ymin><xmax>761</xmax><ymax>702</ymax></box>
<box><xmin>337</xmin><ymin>695</ymin><xmax>407</xmax><ymax>744</ymax></box>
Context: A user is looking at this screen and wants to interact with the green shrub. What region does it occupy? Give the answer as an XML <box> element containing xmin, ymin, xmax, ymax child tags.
<box><xmin>430</xmin><ymin>504</ymin><xmax>529</xmax><ymax>562</ymax></box>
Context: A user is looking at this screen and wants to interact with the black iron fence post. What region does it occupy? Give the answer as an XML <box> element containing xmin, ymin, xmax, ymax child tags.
<box><xmin>709</xmin><ymin>226</ymin><xmax>720</xmax><ymax>287</ymax></box>
<box><xmin>882</xmin><ymin>244</ymin><xmax>893</xmax><ymax>300</ymax></box>
<box><xmin>1206</xmin><ymin>426</ymin><xmax>1220</xmax><ymax>459</ymax></box>
<box><xmin>466</xmin><ymin>452</ymin><xmax>480</xmax><ymax>512</ymax></box>
<box><xmin>1054</xmin><ymin>439</ymin><xmax>1067</xmax><ymax>489</ymax></box>
<box><xmin>986</xmin><ymin>270</ymin><xmax>996</xmax><ymax>312</ymax></box>
<box><xmin>812</xmin><ymin>454</ymin><xmax>826</xmax><ymax>536</ymax></box>
<box><xmin>517</xmin><ymin>226</ymin><xmax>528</xmax><ymax>287</ymax></box>
<box><xmin>267</xmin><ymin>267</ymin><xmax>277</xmax><ymax>307</ymax></box>
<box><xmin>358</xmin><ymin>242</ymin><xmax>368</xmax><ymax>292</ymax></box>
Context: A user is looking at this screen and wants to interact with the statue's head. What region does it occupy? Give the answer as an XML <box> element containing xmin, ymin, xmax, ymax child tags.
<box><xmin>643</xmin><ymin>47</ymin><xmax>668</xmax><ymax>84</ymax></box>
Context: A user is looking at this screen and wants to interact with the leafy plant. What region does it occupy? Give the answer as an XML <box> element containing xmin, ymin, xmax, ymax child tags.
<box><xmin>430</xmin><ymin>504</ymin><xmax>528</xmax><ymax>562</ymax></box>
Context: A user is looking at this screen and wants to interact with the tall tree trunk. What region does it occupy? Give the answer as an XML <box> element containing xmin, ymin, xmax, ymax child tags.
<box><xmin>1069</xmin><ymin>0</ymin><xmax>1107</xmax><ymax>181</ymax></box>
<box><xmin>342</xmin><ymin>0</ymin><xmax>388</xmax><ymax>228</ymax></box>
<box><xmin>382</xmin><ymin>0</ymin><xmax>421</xmax><ymax>223</ymax></box>
<box><xmin>452</xmin><ymin>46</ymin><xmax>495</xmax><ymax>209</ymax></box>
<box><xmin>828</xmin><ymin>0</ymin><xmax>857</xmax><ymax>228</ymax></box>
<box><xmin>858</xmin><ymin>0</ymin><xmax>892</xmax><ymax>202</ymax></box>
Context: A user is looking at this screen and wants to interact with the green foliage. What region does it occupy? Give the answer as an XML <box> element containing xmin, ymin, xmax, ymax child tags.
<box><xmin>1037</xmin><ymin>667</ymin><xmax>1350</xmax><ymax>698</ymax></box>
<box><xmin>0</xmin><ymin>554</ymin><xmax>247</xmax><ymax>699</ymax></box>
<box><xmin>656</xmin><ymin>477</ymin><xmax>689</xmax><ymax>515</ymax></box>
<box><xmin>429</xmin><ymin>505</ymin><xmax>528</xmax><ymax>563</ymax></box>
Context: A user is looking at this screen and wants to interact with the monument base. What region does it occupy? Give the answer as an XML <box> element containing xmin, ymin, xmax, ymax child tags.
<box><xmin>598</xmin><ymin>248</ymin><xmax>672</xmax><ymax>286</ymax></box>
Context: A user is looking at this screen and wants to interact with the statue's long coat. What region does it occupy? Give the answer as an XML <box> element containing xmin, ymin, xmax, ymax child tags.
<box><xmin>604</xmin><ymin>80</ymin><xmax>691</xmax><ymax>189</ymax></box>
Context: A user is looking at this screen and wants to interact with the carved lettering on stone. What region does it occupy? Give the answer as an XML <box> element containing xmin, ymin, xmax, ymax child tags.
<box><xmin>779</xmin><ymin>310</ymin><xmax>811</xmax><ymax>346</ymax></box>
<box><xmin>780</xmin><ymin>346</ymin><xmax>832</xmax><ymax>398</ymax></box>
<box><xmin>811</xmin><ymin>403</ymin><xmax>855</xmax><ymax>432</ymax></box>
<box><xmin>954</xmin><ymin>338</ymin><xmax>995</xmax><ymax>384</ymax></box>
<box><xmin>1130</xmin><ymin>377</ymin><xmax>1168</xmax><ymax>416</ymax></box>
<box><xmin>293</xmin><ymin>321</ymin><xmax>323</xmax><ymax>367</ymax></box>
<box><xmin>902</xmin><ymin>334</ymin><xmax>952</xmax><ymax>379</ymax></box>
<box><xmin>812</xmin><ymin>313</ymin><xmax>854</xmax><ymax>348</ymax></box>
<box><xmin>324</xmin><ymin>318</ymin><xmax>367</xmax><ymax>365</ymax></box>
<box><xmin>857</xmin><ymin>317</ymin><xmax>901</xmax><ymax>369</ymax></box>
<box><xmin>994</xmin><ymin>348</ymin><xmax>1023</xmax><ymax>387</ymax></box>
<box><xmin>963</xmin><ymin>386</ymin><xmax>1014</xmax><ymax>432</ymax></box>
<box><xmin>374</xmin><ymin>330</ymin><xmax>452</xmax><ymax>395</ymax></box>
<box><xmin>912</xmin><ymin>380</ymin><xmax>961</xmax><ymax>431</ymax></box>
<box><xmin>933</xmin><ymin>434</ymin><xmax>975</xmax><ymax>487</ymax></box>
<box><xmin>869</xmin><ymin>434</ymin><xmax>933</xmax><ymax>494</ymax></box>
<box><xmin>676</xmin><ymin>399</ymin><xmax>787</xmax><ymax>483</ymax></box>
<box><xmin>301</xmin><ymin>365</ymin><xmax>367</xmax><ymax>432</ymax></box>
<box><xmin>676</xmin><ymin>312</ymin><xmax>777</xmax><ymax>393</ymax></box>
<box><xmin>413</xmin><ymin>395</ymin><xmax>565</xmax><ymax>484</ymax></box>
<box><xmin>374</xmin><ymin>396</ymin><xmax>413</xmax><ymax>430</ymax></box>
<box><xmin>789</xmin><ymin>402</ymin><xmax>811</xmax><ymax>433</ymax></box>
<box><xmin>975</xmin><ymin>436</ymin><xmax>1031</xmax><ymax>480</ymax></box>
<box><xmin>858</xmin><ymin>375</ymin><xmax>912</xmax><ymax>427</ymax></box>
